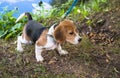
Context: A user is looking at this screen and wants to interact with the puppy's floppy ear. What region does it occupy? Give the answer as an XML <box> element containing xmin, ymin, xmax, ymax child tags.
<box><xmin>54</xmin><ymin>25</ymin><xmax>66</xmax><ymax>44</ymax></box>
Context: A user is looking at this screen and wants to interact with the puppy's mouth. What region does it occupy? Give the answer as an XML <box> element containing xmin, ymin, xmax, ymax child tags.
<box><xmin>66</xmin><ymin>40</ymin><xmax>79</xmax><ymax>45</ymax></box>
<box><xmin>74</xmin><ymin>36</ymin><xmax>82</xmax><ymax>44</ymax></box>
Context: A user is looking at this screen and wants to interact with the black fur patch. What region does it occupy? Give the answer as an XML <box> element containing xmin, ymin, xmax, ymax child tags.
<box><xmin>25</xmin><ymin>12</ymin><xmax>33</xmax><ymax>20</ymax></box>
<box><xmin>26</xmin><ymin>20</ymin><xmax>46</xmax><ymax>43</ymax></box>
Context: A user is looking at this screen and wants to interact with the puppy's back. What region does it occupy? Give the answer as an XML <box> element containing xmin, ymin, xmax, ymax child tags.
<box><xmin>26</xmin><ymin>20</ymin><xmax>46</xmax><ymax>43</ymax></box>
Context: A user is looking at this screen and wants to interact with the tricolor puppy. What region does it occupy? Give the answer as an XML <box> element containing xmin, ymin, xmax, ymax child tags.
<box><xmin>16</xmin><ymin>12</ymin><xmax>82</xmax><ymax>62</ymax></box>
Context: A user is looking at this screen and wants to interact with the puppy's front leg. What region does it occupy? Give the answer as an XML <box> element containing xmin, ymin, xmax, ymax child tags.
<box><xmin>57</xmin><ymin>44</ymin><xmax>68</xmax><ymax>55</ymax></box>
<box><xmin>35</xmin><ymin>45</ymin><xmax>44</xmax><ymax>62</ymax></box>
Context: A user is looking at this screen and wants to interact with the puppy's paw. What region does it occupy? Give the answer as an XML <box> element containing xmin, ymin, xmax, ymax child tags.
<box><xmin>17</xmin><ymin>47</ymin><xmax>23</xmax><ymax>52</ymax></box>
<box><xmin>59</xmin><ymin>50</ymin><xmax>68</xmax><ymax>55</ymax></box>
<box><xmin>36</xmin><ymin>55</ymin><xmax>44</xmax><ymax>62</ymax></box>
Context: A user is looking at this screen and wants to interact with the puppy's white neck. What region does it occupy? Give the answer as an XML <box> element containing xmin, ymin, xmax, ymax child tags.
<box><xmin>47</xmin><ymin>23</ymin><xmax>57</xmax><ymax>35</ymax></box>
<box><xmin>40</xmin><ymin>23</ymin><xmax>58</xmax><ymax>50</ymax></box>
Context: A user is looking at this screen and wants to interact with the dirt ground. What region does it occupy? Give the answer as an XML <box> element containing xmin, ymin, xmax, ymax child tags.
<box><xmin>0</xmin><ymin>0</ymin><xmax>120</xmax><ymax>78</ymax></box>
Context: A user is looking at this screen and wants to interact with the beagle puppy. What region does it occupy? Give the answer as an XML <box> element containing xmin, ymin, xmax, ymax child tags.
<box><xmin>16</xmin><ymin>12</ymin><xmax>82</xmax><ymax>62</ymax></box>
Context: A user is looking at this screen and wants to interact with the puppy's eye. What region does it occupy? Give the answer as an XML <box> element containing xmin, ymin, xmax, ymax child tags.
<box><xmin>69</xmin><ymin>32</ymin><xmax>74</xmax><ymax>35</ymax></box>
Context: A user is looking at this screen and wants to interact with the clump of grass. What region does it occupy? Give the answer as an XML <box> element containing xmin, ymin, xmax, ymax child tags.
<box><xmin>110</xmin><ymin>38</ymin><xmax>120</xmax><ymax>54</ymax></box>
<box><xmin>79</xmin><ymin>36</ymin><xmax>94</xmax><ymax>52</ymax></box>
<box><xmin>75</xmin><ymin>36</ymin><xmax>94</xmax><ymax>64</ymax></box>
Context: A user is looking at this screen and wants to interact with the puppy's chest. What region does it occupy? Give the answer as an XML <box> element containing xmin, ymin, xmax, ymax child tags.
<box><xmin>44</xmin><ymin>36</ymin><xmax>58</xmax><ymax>50</ymax></box>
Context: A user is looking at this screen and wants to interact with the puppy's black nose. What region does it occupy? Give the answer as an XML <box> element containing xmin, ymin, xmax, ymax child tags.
<box><xmin>78</xmin><ymin>38</ymin><xmax>82</xmax><ymax>42</ymax></box>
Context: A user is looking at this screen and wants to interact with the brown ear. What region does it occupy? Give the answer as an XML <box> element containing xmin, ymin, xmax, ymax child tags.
<box><xmin>54</xmin><ymin>25</ymin><xmax>66</xmax><ymax>44</ymax></box>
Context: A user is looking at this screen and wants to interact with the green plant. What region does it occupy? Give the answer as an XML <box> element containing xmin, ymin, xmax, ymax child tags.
<box><xmin>79</xmin><ymin>2</ymin><xmax>90</xmax><ymax>19</ymax></box>
<box><xmin>0</xmin><ymin>6</ymin><xmax>23</xmax><ymax>40</ymax></box>
<box><xmin>71</xmin><ymin>0</ymin><xmax>108</xmax><ymax>20</ymax></box>
<box><xmin>91</xmin><ymin>0</ymin><xmax>100</xmax><ymax>12</ymax></box>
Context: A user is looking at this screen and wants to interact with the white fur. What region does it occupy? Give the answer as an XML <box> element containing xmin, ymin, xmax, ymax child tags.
<box><xmin>47</xmin><ymin>23</ymin><xmax>57</xmax><ymax>35</ymax></box>
<box><xmin>35</xmin><ymin>45</ymin><xmax>44</xmax><ymax>62</ymax></box>
<box><xmin>66</xmin><ymin>33</ymin><xmax>81</xmax><ymax>45</ymax></box>
<box><xmin>74</xmin><ymin>34</ymin><xmax>82</xmax><ymax>44</ymax></box>
<box><xmin>17</xmin><ymin>36</ymin><xmax>32</xmax><ymax>52</ymax></box>
<box><xmin>16</xmin><ymin>13</ymin><xmax>26</xmax><ymax>23</ymax></box>
<box><xmin>17</xmin><ymin>36</ymin><xmax>24</xmax><ymax>52</ymax></box>
<box><xmin>35</xmin><ymin>36</ymin><xmax>58</xmax><ymax>62</ymax></box>
<box><xmin>57</xmin><ymin>44</ymin><xmax>68</xmax><ymax>55</ymax></box>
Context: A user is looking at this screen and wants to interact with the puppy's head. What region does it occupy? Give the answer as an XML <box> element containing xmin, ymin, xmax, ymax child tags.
<box><xmin>54</xmin><ymin>19</ymin><xmax>82</xmax><ymax>44</ymax></box>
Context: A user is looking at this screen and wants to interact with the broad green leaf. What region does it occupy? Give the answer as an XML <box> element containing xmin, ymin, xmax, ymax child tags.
<box><xmin>10</xmin><ymin>23</ymin><xmax>22</xmax><ymax>32</ymax></box>
<box><xmin>0</xmin><ymin>30</ymin><xmax>8</xmax><ymax>38</ymax></box>
<box><xmin>5</xmin><ymin>30</ymin><xmax>17</xmax><ymax>40</ymax></box>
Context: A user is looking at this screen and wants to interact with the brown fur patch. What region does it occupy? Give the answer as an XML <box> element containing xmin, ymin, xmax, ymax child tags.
<box><xmin>54</xmin><ymin>25</ymin><xmax>66</xmax><ymax>44</ymax></box>
<box><xmin>54</xmin><ymin>20</ymin><xmax>78</xmax><ymax>44</ymax></box>
<box><xmin>36</xmin><ymin>29</ymin><xmax>48</xmax><ymax>46</ymax></box>
<box><xmin>22</xmin><ymin>25</ymin><xmax>31</xmax><ymax>41</ymax></box>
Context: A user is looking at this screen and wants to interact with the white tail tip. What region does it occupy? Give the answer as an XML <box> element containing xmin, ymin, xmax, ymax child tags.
<box><xmin>15</xmin><ymin>13</ymin><xmax>26</xmax><ymax>23</ymax></box>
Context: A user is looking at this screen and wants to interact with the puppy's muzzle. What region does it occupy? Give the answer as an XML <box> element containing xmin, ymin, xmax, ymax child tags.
<box><xmin>78</xmin><ymin>38</ymin><xmax>82</xmax><ymax>42</ymax></box>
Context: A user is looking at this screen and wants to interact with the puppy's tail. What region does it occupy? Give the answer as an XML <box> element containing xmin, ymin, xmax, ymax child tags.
<box><xmin>15</xmin><ymin>12</ymin><xmax>33</xmax><ymax>23</ymax></box>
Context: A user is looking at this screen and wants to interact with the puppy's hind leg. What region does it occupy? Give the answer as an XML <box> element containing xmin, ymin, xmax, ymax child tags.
<box><xmin>17</xmin><ymin>36</ymin><xmax>24</xmax><ymax>52</ymax></box>
<box><xmin>17</xmin><ymin>35</ymin><xmax>32</xmax><ymax>52</ymax></box>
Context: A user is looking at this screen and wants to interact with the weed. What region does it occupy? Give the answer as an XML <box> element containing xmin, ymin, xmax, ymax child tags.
<box><xmin>79</xmin><ymin>36</ymin><xmax>94</xmax><ymax>52</ymax></box>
